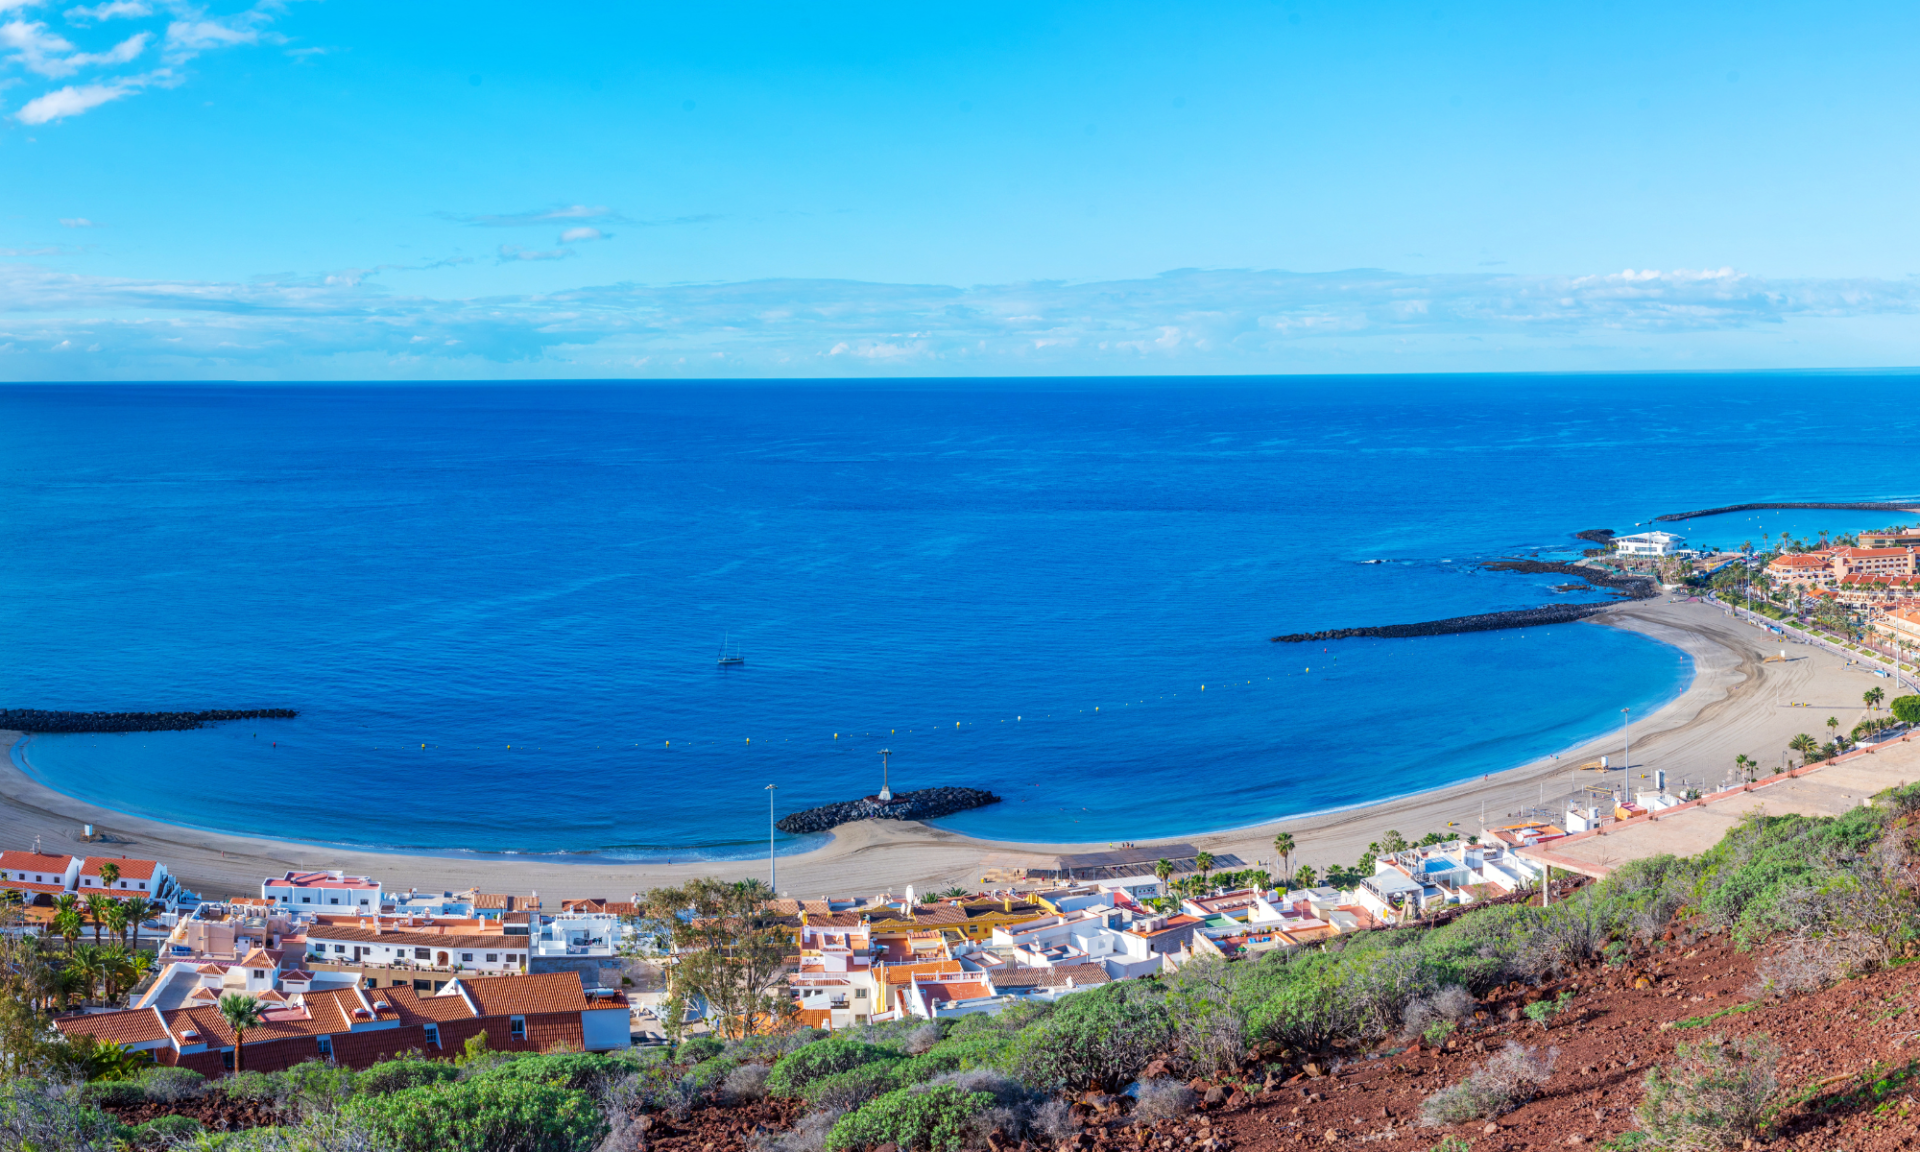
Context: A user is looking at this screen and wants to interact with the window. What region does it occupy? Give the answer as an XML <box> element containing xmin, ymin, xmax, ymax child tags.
<box><xmin>334</xmin><ymin>944</ymin><xmax>346</xmax><ymax>953</ymax></box>
<box><xmin>222</xmin><ymin>1049</ymin><xmax>234</xmax><ymax>1071</ymax></box>
<box><xmin>317</xmin><ymin>1035</ymin><xmax>332</xmax><ymax>1059</ymax></box>
<box><xmin>330</xmin><ymin>896</ymin><xmax>340</xmax><ymax>905</ymax></box>
<box><xmin>299</xmin><ymin>894</ymin><xmax>312</xmax><ymax>903</ymax></box>
<box><xmin>509</xmin><ymin>1016</ymin><xmax>526</xmax><ymax>1041</ymax></box>
<box><xmin>414</xmin><ymin>947</ymin><xmax>431</xmax><ymax>960</ymax></box>
<box><xmin>251</xmin><ymin>970</ymin><xmax>265</xmax><ymax>979</ymax></box>
<box><xmin>424</xmin><ymin>1024</ymin><xmax>440</xmax><ymax>1047</ymax></box>
<box><xmin>485</xmin><ymin>953</ymin><xmax>498</xmax><ymax>963</ymax></box>
<box><xmin>461</xmin><ymin>952</ymin><xmax>473</xmax><ymax>963</ymax></box>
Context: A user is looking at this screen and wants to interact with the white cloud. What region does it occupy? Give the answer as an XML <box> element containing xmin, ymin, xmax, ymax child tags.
<box><xmin>58</xmin><ymin>216</ymin><xmax>95</xmax><ymax>226</ymax></box>
<box><xmin>16</xmin><ymin>76</ymin><xmax>135</xmax><ymax>120</ymax></box>
<box><xmin>496</xmin><ymin>244</ymin><xmax>574</xmax><ymax>263</ymax></box>
<box><xmin>1</xmin><ymin>263</ymin><xmax>1918</xmax><ymax>378</ymax></box>
<box><xmin>558</xmin><ymin>226</ymin><xmax>607</xmax><ymax>244</ymax></box>
<box><xmin>2</xmin><ymin>18</ymin><xmax>77</xmax><ymax>74</ymax></box>
<box><xmin>458</xmin><ymin>205</ymin><xmax>621</xmax><ymax>228</ymax></box>
<box><xmin>162</xmin><ymin>15</ymin><xmax>255</xmax><ymax>59</ymax></box>
<box><xmin>65</xmin><ymin>1</ymin><xmax>150</xmax><ymax>22</ymax></box>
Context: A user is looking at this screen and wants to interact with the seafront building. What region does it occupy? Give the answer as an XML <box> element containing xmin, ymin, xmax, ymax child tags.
<box><xmin>0</xmin><ymin>850</ymin><xmax>187</xmax><ymax>910</ymax></box>
<box><xmin>1612</xmin><ymin>530</ymin><xmax>1688</xmax><ymax>556</ymax></box>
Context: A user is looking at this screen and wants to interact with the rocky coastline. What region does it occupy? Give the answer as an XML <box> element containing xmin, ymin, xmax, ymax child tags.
<box><xmin>776</xmin><ymin>787</ymin><xmax>1001</xmax><ymax>834</ymax></box>
<box><xmin>0</xmin><ymin>708</ymin><xmax>298</xmax><ymax>734</ymax></box>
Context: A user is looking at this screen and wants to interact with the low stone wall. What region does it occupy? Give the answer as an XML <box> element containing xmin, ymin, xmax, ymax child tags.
<box><xmin>0</xmin><ymin>708</ymin><xmax>298</xmax><ymax>733</ymax></box>
<box><xmin>776</xmin><ymin>786</ymin><xmax>1001</xmax><ymax>834</ymax></box>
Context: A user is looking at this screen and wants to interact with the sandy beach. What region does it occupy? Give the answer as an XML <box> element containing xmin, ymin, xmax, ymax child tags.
<box><xmin>1</xmin><ymin>598</ymin><xmax>1896</xmax><ymax>903</ymax></box>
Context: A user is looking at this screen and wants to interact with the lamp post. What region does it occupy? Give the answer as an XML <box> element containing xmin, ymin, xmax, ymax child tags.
<box><xmin>1621</xmin><ymin>707</ymin><xmax>1631</xmax><ymax>804</ymax></box>
<box><xmin>765</xmin><ymin>784</ymin><xmax>778</xmax><ymax>892</ymax></box>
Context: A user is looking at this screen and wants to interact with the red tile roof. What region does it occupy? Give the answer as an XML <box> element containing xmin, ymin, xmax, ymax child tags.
<box><xmin>55</xmin><ymin>1006</ymin><xmax>171</xmax><ymax>1045</ymax></box>
<box><xmin>0</xmin><ymin>851</ymin><xmax>74</xmax><ymax>874</ymax></box>
<box><xmin>81</xmin><ymin>857</ymin><xmax>157</xmax><ymax>881</ymax></box>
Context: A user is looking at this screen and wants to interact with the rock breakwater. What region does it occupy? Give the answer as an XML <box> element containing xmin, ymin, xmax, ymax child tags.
<box><xmin>1271</xmin><ymin>560</ymin><xmax>1656</xmax><ymax>644</ymax></box>
<box><xmin>776</xmin><ymin>787</ymin><xmax>1000</xmax><ymax>834</ymax></box>
<box><xmin>1655</xmin><ymin>499</ymin><xmax>1920</xmax><ymax>523</ymax></box>
<box><xmin>0</xmin><ymin>708</ymin><xmax>298</xmax><ymax>734</ymax></box>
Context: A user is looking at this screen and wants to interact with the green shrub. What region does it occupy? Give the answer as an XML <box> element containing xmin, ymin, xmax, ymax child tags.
<box><xmin>138</xmin><ymin>1067</ymin><xmax>207</xmax><ymax>1103</ymax></box>
<box><xmin>275</xmin><ymin>1060</ymin><xmax>355</xmax><ymax>1115</ymax></box>
<box><xmin>1524</xmin><ymin>991</ymin><xmax>1575</xmax><ymax>1030</ymax></box>
<box><xmin>676</xmin><ymin>1036</ymin><xmax>725</xmax><ymax>1064</ymax></box>
<box><xmin>766</xmin><ymin>1038</ymin><xmax>896</xmax><ymax>1097</ymax></box>
<box><xmin>824</xmin><ymin>1084</ymin><xmax>992</xmax><ymax>1151</ymax></box>
<box><xmin>470</xmin><ymin>1051</ymin><xmax>629</xmax><ymax>1092</ymax></box>
<box><xmin>127</xmin><ymin>1114</ymin><xmax>204</xmax><ymax>1147</ymax></box>
<box><xmin>344</xmin><ymin>1078</ymin><xmax>607</xmax><ymax>1152</ymax></box>
<box><xmin>221</xmin><ymin>1071</ymin><xmax>281</xmax><ymax>1102</ymax></box>
<box><xmin>1009</xmin><ymin>983</ymin><xmax>1171</xmax><ymax>1092</ymax></box>
<box><xmin>803</xmin><ymin>1059</ymin><xmax>905</xmax><ymax>1110</ymax></box>
<box><xmin>354</xmin><ymin>1058</ymin><xmax>460</xmax><ymax>1096</ymax></box>
<box><xmin>80</xmin><ymin>1079</ymin><xmax>147</xmax><ymax>1107</ymax></box>
<box><xmin>1635</xmin><ymin>1033</ymin><xmax>1781</xmax><ymax>1150</ymax></box>
<box><xmin>685</xmin><ymin>1055</ymin><xmax>741</xmax><ymax>1100</ymax></box>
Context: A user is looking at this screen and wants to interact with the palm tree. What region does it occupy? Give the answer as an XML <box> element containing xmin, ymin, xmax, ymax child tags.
<box><xmin>1788</xmin><ymin>732</ymin><xmax>1819</xmax><ymax>766</ymax></box>
<box><xmin>1152</xmin><ymin>858</ymin><xmax>1173</xmax><ymax>896</ymax></box>
<box><xmin>0</xmin><ymin>888</ymin><xmax>23</xmax><ymax>930</ymax></box>
<box><xmin>218</xmin><ymin>993</ymin><xmax>265</xmax><ymax>1073</ymax></box>
<box><xmin>52</xmin><ymin>906</ymin><xmax>83</xmax><ymax>952</ymax></box>
<box><xmin>1272</xmin><ymin>833</ymin><xmax>1295</xmax><ymax>885</ymax></box>
<box><xmin>96</xmin><ymin>861</ymin><xmax>120</xmax><ymax>893</ymax></box>
<box><xmin>118</xmin><ymin>897</ymin><xmax>155</xmax><ymax>952</ymax></box>
<box><xmin>83</xmin><ymin>894</ymin><xmax>113</xmax><ymax>945</ymax></box>
<box><xmin>68</xmin><ymin>944</ymin><xmax>105</xmax><ymax>1004</ymax></box>
<box><xmin>1827</xmin><ymin>716</ymin><xmax>1841</xmax><ymax>745</ymax></box>
<box><xmin>1865</xmin><ymin>687</ymin><xmax>1886</xmax><ymax>713</ymax></box>
<box><xmin>1293</xmin><ymin>864</ymin><xmax>1317</xmax><ymax>889</ymax></box>
<box><xmin>99</xmin><ymin>945</ymin><xmax>134</xmax><ymax>1004</ymax></box>
<box><xmin>1193</xmin><ymin>850</ymin><xmax>1215</xmax><ymax>890</ymax></box>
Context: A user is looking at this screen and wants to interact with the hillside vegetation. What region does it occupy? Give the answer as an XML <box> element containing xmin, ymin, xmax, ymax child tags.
<box><xmin>2</xmin><ymin>782</ymin><xmax>1917</xmax><ymax>1152</ymax></box>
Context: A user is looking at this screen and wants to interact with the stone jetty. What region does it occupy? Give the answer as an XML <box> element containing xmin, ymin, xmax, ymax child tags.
<box><xmin>1271</xmin><ymin>560</ymin><xmax>1656</xmax><ymax>644</ymax></box>
<box><xmin>776</xmin><ymin>787</ymin><xmax>1001</xmax><ymax>834</ymax></box>
<box><xmin>1655</xmin><ymin>499</ymin><xmax>1920</xmax><ymax>522</ymax></box>
<box><xmin>0</xmin><ymin>708</ymin><xmax>298</xmax><ymax>734</ymax></box>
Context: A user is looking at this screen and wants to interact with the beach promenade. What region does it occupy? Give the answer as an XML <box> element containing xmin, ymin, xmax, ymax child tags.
<box><xmin>1</xmin><ymin>598</ymin><xmax>1902</xmax><ymax>903</ymax></box>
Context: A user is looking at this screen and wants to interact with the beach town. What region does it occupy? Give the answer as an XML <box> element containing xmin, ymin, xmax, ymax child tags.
<box><xmin>8</xmin><ymin>520</ymin><xmax>1920</xmax><ymax>1073</ymax></box>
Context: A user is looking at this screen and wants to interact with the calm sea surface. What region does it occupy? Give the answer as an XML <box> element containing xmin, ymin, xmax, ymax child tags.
<box><xmin>3</xmin><ymin>377</ymin><xmax>1916</xmax><ymax>860</ymax></box>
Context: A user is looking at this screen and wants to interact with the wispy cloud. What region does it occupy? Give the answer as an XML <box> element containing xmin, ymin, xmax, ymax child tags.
<box><xmin>17</xmin><ymin>75</ymin><xmax>138</xmax><ymax>120</ymax></box>
<box><xmin>58</xmin><ymin>216</ymin><xmax>96</xmax><ymax>227</ymax></box>
<box><xmin>558</xmin><ymin>226</ymin><xmax>607</xmax><ymax>244</ymax></box>
<box><xmin>452</xmin><ymin>205</ymin><xmax>625</xmax><ymax>228</ymax></box>
<box><xmin>2</xmin><ymin>264</ymin><xmax>1918</xmax><ymax>378</ymax></box>
<box><xmin>7</xmin><ymin>1</ymin><xmax>284</xmax><ymax>122</ymax></box>
<box><xmin>496</xmin><ymin>244</ymin><xmax>574</xmax><ymax>263</ymax></box>
<box><xmin>65</xmin><ymin>1</ymin><xmax>151</xmax><ymax>23</ymax></box>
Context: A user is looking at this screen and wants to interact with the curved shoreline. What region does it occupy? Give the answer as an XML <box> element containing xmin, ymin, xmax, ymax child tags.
<box><xmin>3</xmin><ymin>597</ymin><xmax>1837</xmax><ymax>901</ymax></box>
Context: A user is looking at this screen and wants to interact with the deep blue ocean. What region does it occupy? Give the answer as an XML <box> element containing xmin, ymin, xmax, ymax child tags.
<box><xmin>4</xmin><ymin>377</ymin><xmax>1917</xmax><ymax>861</ymax></box>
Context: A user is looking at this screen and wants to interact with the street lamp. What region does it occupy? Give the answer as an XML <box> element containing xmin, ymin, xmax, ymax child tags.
<box><xmin>1620</xmin><ymin>707</ymin><xmax>1632</xmax><ymax>803</ymax></box>
<box><xmin>765</xmin><ymin>784</ymin><xmax>778</xmax><ymax>892</ymax></box>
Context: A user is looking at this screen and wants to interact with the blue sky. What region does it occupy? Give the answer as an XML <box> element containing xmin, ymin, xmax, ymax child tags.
<box><xmin>5</xmin><ymin>1</ymin><xmax>1920</xmax><ymax>378</ymax></box>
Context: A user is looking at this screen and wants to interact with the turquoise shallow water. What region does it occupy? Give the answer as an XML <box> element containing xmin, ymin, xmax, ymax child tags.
<box><xmin>1</xmin><ymin>376</ymin><xmax>1914</xmax><ymax>859</ymax></box>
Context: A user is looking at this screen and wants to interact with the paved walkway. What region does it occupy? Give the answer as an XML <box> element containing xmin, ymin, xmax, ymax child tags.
<box><xmin>1523</xmin><ymin>731</ymin><xmax>1920</xmax><ymax>877</ymax></box>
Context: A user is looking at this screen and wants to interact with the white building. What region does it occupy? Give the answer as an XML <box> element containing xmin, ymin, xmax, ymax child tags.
<box><xmin>263</xmin><ymin>870</ymin><xmax>382</xmax><ymax>911</ymax></box>
<box><xmin>1613</xmin><ymin>531</ymin><xmax>1687</xmax><ymax>556</ymax></box>
<box><xmin>304</xmin><ymin>922</ymin><xmax>528</xmax><ymax>974</ymax></box>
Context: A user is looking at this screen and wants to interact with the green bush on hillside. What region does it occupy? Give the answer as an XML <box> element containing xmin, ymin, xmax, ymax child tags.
<box><xmin>1009</xmin><ymin>982</ymin><xmax>1170</xmax><ymax>1092</ymax></box>
<box><xmin>1892</xmin><ymin>695</ymin><xmax>1920</xmax><ymax>725</ymax></box>
<box><xmin>343</xmin><ymin>1078</ymin><xmax>607</xmax><ymax>1152</ymax></box>
<box><xmin>355</xmin><ymin>1058</ymin><xmax>460</xmax><ymax>1096</ymax></box>
<box><xmin>126</xmin><ymin>1114</ymin><xmax>204</xmax><ymax>1148</ymax></box>
<box><xmin>471</xmin><ymin>1050</ymin><xmax>632</xmax><ymax>1093</ymax></box>
<box><xmin>676</xmin><ymin>1036</ymin><xmax>725</xmax><ymax>1064</ymax></box>
<box><xmin>766</xmin><ymin>1037</ymin><xmax>897</xmax><ymax>1097</ymax></box>
<box><xmin>824</xmin><ymin>1083</ymin><xmax>994</xmax><ymax>1152</ymax></box>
